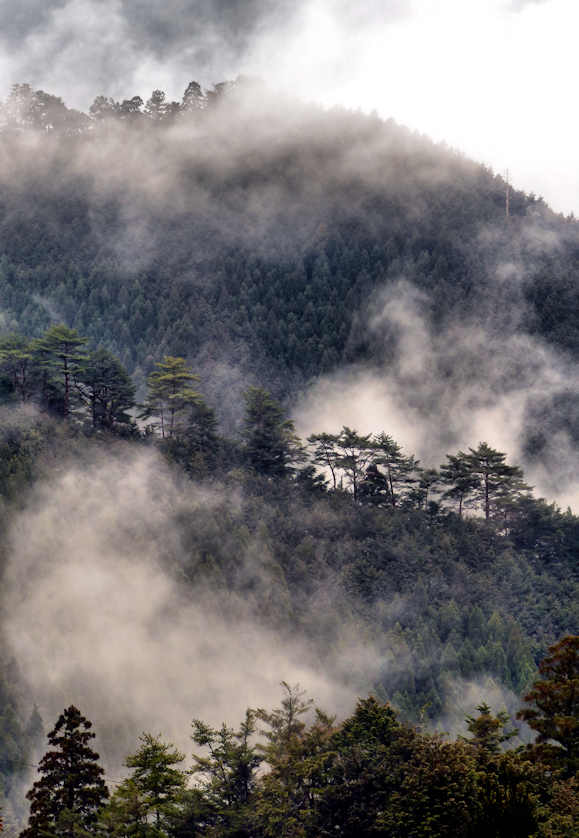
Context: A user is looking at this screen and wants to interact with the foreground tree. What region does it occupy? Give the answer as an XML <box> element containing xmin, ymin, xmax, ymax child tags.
<box><xmin>0</xmin><ymin>335</ymin><xmax>33</xmax><ymax>401</ymax></box>
<box><xmin>122</xmin><ymin>733</ymin><xmax>187</xmax><ymax>836</ymax></box>
<box><xmin>20</xmin><ymin>705</ymin><xmax>108</xmax><ymax>838</ymax></box>
<box><xmin>188</xmin><ymin>710</ymin><xmax>261</xmax><ymax>837</ymax></box>
<box><xmin>518</xmin><ymin>635</ymin><xmax>579</xmax><ymax>775</ymax></box>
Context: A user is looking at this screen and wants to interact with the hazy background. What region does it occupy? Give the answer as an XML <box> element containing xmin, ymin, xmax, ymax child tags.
<box><xmin>0</xmin><ymin>0</ymin><xmax>577</xmax><ymax>215</ymax></box>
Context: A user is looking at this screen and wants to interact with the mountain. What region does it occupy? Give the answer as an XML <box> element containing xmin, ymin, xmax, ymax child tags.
<box><xmin>0</xmin><ymin>79</ymin><xmax>577</xmax><ymax>827</ymax></box>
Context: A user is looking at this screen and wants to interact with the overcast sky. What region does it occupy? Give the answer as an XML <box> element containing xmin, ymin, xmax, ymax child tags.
<box><xmin>0</xmin><ymin>0</ymin><xmax>577</xmax><ymax>215</ymax></box>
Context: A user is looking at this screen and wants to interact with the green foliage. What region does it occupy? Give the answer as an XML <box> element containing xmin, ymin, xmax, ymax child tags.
<box><xmin>243</xmin><ymin>388</ymin><xmax>302</xmax><ymax>478</ymax></box>
<box><xmin>462</xmin><ymin>702</ymin><xmax>517</xmax><ymax>756</ymax></box>
<box><xmin>518</xmin><ymin>635</ymin><xmax>579</xmax><ymax>775</ymax></box>
<box><xmin>109</xmin><ymin>733</ymin><xmax>187</xmax><ymax>838</ymax></box>
<box><xmin>32</xmin><ymin>326</ymin><xmax>88</xmax><ymax>418</ymax></box>
<box><xmin>189</xmin><ymin>710</ymin><xmax>261</xmax><ymax>836</ymax></box>
<box><xmin>143</xmin><ymin>357</ymin><xmax>202</xmax><ymax>440</ymax></box>
<box><xmin>78</xmin><ymin>349</ymin><xmax>136</xmax><ymax>430</ymax></box>
<box><xmin>20</xmin><ymin>706</ymin><xmax>108</xmax><ymax>838</ymax></box>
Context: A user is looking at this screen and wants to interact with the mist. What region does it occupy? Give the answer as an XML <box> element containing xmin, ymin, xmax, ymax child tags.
<box><xmin>2</xmin><ymin>446</ymin><xmax>384</xmax><ymax>775</ymax></box>
<box><xmin>0</xmin><ymin>0</ymin><xmax>577</xmax><ymax>216</ymax></box>
<box><xmin>294</xmin><ymin>276</ymin><xmax>579</xmax><ymax>512</ymax></box>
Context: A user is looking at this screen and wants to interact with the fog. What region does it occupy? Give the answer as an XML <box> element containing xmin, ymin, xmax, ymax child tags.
<box><xmin>0</xmin><ymin>4</ymin><xmax>576</xmax><ymax>811</ymax></box>
<box><xmin>294</xmin><ymin>277</ymin><xmax>579</xmax><ymax>511</ymax></box>
<box><xmin>0</xmin><ymin>0</ymin><xmax>577</xmax><ymax>215</ymax></box>
<box><xmin>2</xmin><ymin>448</ymin><xmax>382</xmax><ymax>774</ymax></box>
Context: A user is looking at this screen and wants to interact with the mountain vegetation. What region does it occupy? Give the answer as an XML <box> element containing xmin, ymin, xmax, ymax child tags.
<box><xmin>16</xmin><ymin>641</ymin><xmax>579</xmax><ymax>837</ymax></box>
<box><xmin>0</xmin><ymin>77</ymin><xmax>577</xmax><ymax>834</ymax></box>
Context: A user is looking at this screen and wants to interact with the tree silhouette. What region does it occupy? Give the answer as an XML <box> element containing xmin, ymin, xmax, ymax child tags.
<box><xmin>20</xmin><ymin>705</ymin><xmax>108</xmax><ymax>838</ymax></box>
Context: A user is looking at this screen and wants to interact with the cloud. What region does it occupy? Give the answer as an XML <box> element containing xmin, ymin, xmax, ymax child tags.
<box><xmin>0</xmin><ymin>0</ymin><xmax>577</xmax><ymax>214</ymax></box>
<box><xmin>2</xmin><ymin>447</ymin><xmax>380</xmax><ymax>773</ymax></box>
<box><xmin>294</xmin><ymin>276</ymin><xmax>579</xmax><ymax>512</ymax></box>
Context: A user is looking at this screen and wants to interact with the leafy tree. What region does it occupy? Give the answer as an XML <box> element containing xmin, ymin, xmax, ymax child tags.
<box><xmin>254</xmin><ymin>684</ymin><xmax>330</xmax><ymax>838</ymax></box>
<box><xmin>462</xmin><ymin>702</ymin><xmax>517</xmax><ymax>756</ymax></box>
<box><xmin>518</xmin><ymin>635</ymin><xmax>579</xmax><ymax>775</ymax></box>
<box><xmin>307</xmin><ymin>432</ymin><xmax>340</xmax><ymax>491</ymax></box>
<box><xmin>372</xmin><ymin>432</ymin><xmax>419</xmax><ymax>508</ymax></box>
<box><xmin>181</xmin><ymin>82</ymin><xmax>205</xmax><ymax>112</ymax></box>
<box><xmin>440</xmin><ymin>452</ymin><xmax>480</xmax><ymax>517</ymax></box>
<box><xmin>315</xmin><ymin>697</ymin><xmax>416</xmax><ymax>838</ymax></box>
<box><xmin>20</xmin><ymin>705</ymin><xmax>108</xmax><ymax>838</ymax></box>
<box><xmin>100</xmin><ymin>777</ymin><xmax>148</xmax><ymax>838</ymax></box>
<box><xmin>145</xmin><ymin>91</ymin><xmax>167</xmax><ymax>122</ymax></box>
<box><xmin>334</xmin><ymin>427</ymin><xmax>375</xmax><ymax>502</ymax></box>
<box><xmin>143</xmin><ymin>357</ymin><xmax>202</xmax><ymax>439</ymax></box>
<box><xmin>380</xmin><ymin>735</ymin><xmax>481</xmax><ymax>837</ymax></box>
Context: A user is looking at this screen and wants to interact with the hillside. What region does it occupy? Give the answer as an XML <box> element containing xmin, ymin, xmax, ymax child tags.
<box><xmin>0</xmin><ymin>80</ymin><xmax>577</xmax><ymax>831</ymax></box>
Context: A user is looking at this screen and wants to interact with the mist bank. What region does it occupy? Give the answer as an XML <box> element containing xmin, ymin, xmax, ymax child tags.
<box><xmin>0</xmin><ymin>84</ymin><xmax>576</xmax><ymax>492</ymax></box>
<box><xmin>0</xmin><ymin>420</ymin><xmax>576</xmax><ymax>776</ymax></box>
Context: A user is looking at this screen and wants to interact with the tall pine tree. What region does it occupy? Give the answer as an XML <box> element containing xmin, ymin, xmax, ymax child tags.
<box><xmin>20</xmin><ymin>705</ymin><xmax>108</xmax><ymax>838</ymax></box>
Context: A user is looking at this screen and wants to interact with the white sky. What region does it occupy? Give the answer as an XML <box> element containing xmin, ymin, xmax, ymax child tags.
<box><xmin>246</xmin><ymin>0</ymin><xmax>579</xmax><ymax>216</ymax></box>
<box><xmin>0</xmin><ymin>0</ymin><xmax>577</xmax><ymax>215</ymax></box>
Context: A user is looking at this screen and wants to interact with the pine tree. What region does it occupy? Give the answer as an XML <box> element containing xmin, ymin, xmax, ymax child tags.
<box><xmin>463</xmin><ymin>442</ymin><xmax>530</xmax><ymax>522</ymax></box>
<box><xmin>77</xmin><ymin>349</ymin><xmax>135</xmax><ymax>430</ymax></box>
<box><xmin>32</xmin><ymin>326</ymin><xmax>88</xmax><ymax>419</ymax></box>
<box><xmin>122</xmin><ymin>733</ymin><xmax>187</xmax><ymax>836</ymax></box>
<box><xmin>142</xmin><ymin>357</ymin><xmax>201</xmax><ymax>439</ymax></box>
<box><xmin>20</xmin><ymin>705</ymin><xmax>108</xmax><ymax>838</ymax></box>
<box><xmin>243</xmin><ymin>388</ymin><xmax>302</xmax><ymax>478</ymax></box>
<box><xmin>517</xmin><ymin>635</ymin><xmax>579</xmax><ymax>775</ymax></box>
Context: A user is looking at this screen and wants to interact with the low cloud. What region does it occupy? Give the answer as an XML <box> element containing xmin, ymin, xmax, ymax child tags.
<box><xmin>2</xmin><ymin>447</ymin><xmax>380</xmax><ymax>773</ymax></box>
<box><xmin>294</xmin><ymin>278</ymin><xmax>578</xmax><ymax>511</ymax></box>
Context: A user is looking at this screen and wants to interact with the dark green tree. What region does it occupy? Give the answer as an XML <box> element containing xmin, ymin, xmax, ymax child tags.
<box><xmin>372</xmin><ymin>432</ymin><xmax>419</xmax><ymax>508</ymax></box>
<box><xmin>123</xmin><ymin>734</ymin><xmax>187</xmax><ymax>836</ymax></box>
<box><xmin>188</xmin><ymin>710</ymin><xmax>261</xmax><ymax>837</ymax></box>
<box><xmin>518</xmin><ymin>635</ymin><xmax>579</xmax><ymax>775</ymax></box>
<box><xmin>32</xmin><ymin>326</ymin><xmax>88</xmax><ymax>419</ymax></box>
<box><xmin>307</xmin><ymin>432</ymin><xmax>341</xmax><ymax>491</ymax></box>
<box><xmin>20</xmin><ymin>705</ymin><xmax>108</xmax><ymax>838</ymax></box>
<box><xmin>77</xmin><ymin>349</ymin><xmax>135</xmax><ymax>430</ymax></box>
<box><xmin>0</xmin><ymin>335</ymin><xmax>33</xmax><ymax>402</ymax></box>
<box><xmin>334</xmin><ymin>427</ymin><xmax>375</xmax><ymax>502</ymax></box>
<box><xmin>463</xmin><ymin>442</ymin><xmax>531</xmax><ymax>522</ymax></box>
<box><xmin>440</xmin><ymin>452</ymin><xmax>480</xmax><ymax>517</ymax></box>
<box><xmin>143</xmin><ymin>357</ymin><xmax>202</xmax><ymax>439</ymax></box>
<box><xmin>242</xmin><ymin>388</ymin><xmax>302</xmax><ymax>478</ymax></box>
<box><xmin>462</xmin><ymin>702</ymin><xmax>517</xmax><ymax>756</ymax></box>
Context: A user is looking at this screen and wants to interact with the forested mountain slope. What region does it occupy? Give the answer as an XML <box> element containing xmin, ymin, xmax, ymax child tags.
<box><xmin>0</xmin><ymin>81</ymin><xmax>577</xmax><ymax>431</ymax></box>
<box><xmin>0</xmin><ymin>80</ymin><xmax>577</xmax><ymax>831</ymax></box>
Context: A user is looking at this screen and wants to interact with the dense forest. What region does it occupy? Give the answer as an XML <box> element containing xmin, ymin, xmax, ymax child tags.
<box><xmin>12</xmin><ymin>643</ymin><xmax>579</xmax><ymax>838</ymax></box>
<box><xmin>0</xmin><ymin>78</ymin><xmax>577</xmax><ymax>835</ymax></box>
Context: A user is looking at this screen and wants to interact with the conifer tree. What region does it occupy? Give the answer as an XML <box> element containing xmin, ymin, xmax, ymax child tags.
<box><xmin>463</xmin><ymin>442</ymin><xmax>530</xmax><ymax>521</ymax></box>
<box><xmin>518</xmin><ymin>635</ymin><xmax>579</xmax><ymax>775</ymax></box>
<box><xmin>142</xmin><ymin>357</ymin><xmax>201</xmax><ymax>439</ymax></box>
<box><xmin>20</xmin><ymin>705</ymin><xmax>108</xmax><ymax>838</ymax></box>
<box><xmin>32</xmin><ymin>326</ymin><xmax>88</xmax><ymax>419</ymax></box>
<box><xmin>243</xmin><ymin>388</ymin><xmax>302</xmax><ymax>478</ymax></box>
<box><xmin>122</xmin><ymin>733</ymin><xmax>187</xmax><ymax>836</ymax></box>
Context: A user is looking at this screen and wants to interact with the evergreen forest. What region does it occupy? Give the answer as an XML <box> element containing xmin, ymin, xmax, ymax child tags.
<box><xmin>0</xmin><ymin>78</ymin><xmax>577</xmax><ymax>836</ymax></box>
